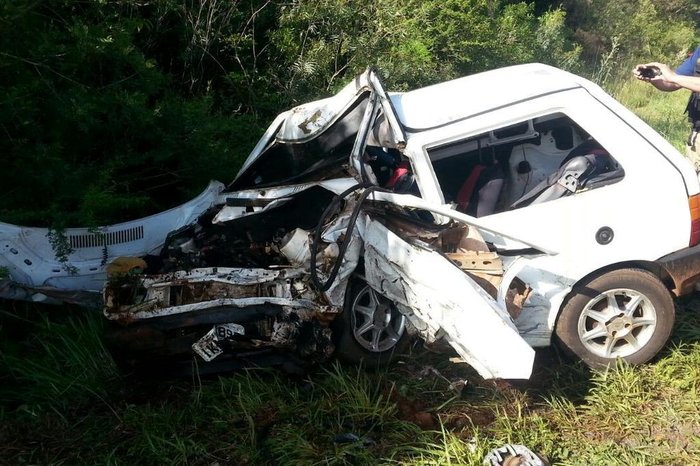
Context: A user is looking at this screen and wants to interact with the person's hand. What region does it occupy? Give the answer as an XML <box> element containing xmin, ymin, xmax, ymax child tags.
<box><xmin>648</xmin><ymin>62</ymin><xmax>676</xmax><ymax>82</ymax></box>
<box><xmin>633</xmin><ymin>63</ymin><xmax>650</xmax><ymax>80</ymax></box>
<box><xmin>633</xmin><ymin>61</ymin><xmax>686</xmax><ymax>92</ymax></box>
<box><xmin>634</xmin><ymin>62</ymin><xmax>676</xmax><ymax>83</ymax></box>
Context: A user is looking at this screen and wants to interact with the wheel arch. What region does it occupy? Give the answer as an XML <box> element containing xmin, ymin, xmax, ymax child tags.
<box><xmin>550</xmin><ymin>261</ymin><xmax>676</xmax><ymax>367</ymax></box>
<box><xmin>553</xmin><ymin>260</ymin><xmax>674</xmax><ymax>330</ymax></box>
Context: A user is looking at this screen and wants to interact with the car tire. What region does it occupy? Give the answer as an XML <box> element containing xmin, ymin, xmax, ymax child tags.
<box><xmin>554</xmin><ymin>268</ymin><xmax>674</xmax><ymax>369</ymax></box>
<box><xmin>335</xmin><ymin>279</ymin><xmax>409</xmax><ymax>368</ymax></box>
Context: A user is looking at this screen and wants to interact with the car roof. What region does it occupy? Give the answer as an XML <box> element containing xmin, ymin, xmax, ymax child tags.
<box><xmin>389</xmin><ymin>63</ymin><xmax>586</xmax><ymax>132</ymax></box>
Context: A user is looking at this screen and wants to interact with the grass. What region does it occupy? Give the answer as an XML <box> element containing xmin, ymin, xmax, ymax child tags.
<box><xmin>609</xmin><ymin>69</ymin><xmax>691</xmax><ymax>152</ymax></box>
<box><xmin>0</xmin><ymin>308</ymin><xmax>119</xmax><ymax>412</ymax></box>
<box><xmin>1</xmin><ymin>299</ymin><xmax>700</xmax><ymax>465</ymax></box>
<box><xmin>2</xmin><ymin>74</ymin><xmax>700</xmax><ymax>465</ymax></box>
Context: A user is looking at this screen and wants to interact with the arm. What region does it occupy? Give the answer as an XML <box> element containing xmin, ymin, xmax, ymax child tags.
<box><xmin>633</xmin><ymin>47</ymin><xmax>700</xmax><ymax>92</ymax></box>
<box><xmin>648</xmin><ymin>62</ymin><xmax>700</xmax><ymax>93</ymax></box>
<box><xmin>633</xmin><ymin>63</ymin><xmax>683</xmax><ymax>91</ymax></box>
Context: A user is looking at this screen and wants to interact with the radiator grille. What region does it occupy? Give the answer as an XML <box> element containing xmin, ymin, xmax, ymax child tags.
<box><xmin>69</xmin><ymin>226</ymin><xmax>144</xmax><ymax>249</ymax></box>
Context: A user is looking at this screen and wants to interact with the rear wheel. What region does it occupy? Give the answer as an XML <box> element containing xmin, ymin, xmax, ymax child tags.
<box><xmin>335</xmin><ymin>279</ymin><xmax>408</xmax><ymax>367</ymax></box>
<box><xmin>554</xmin><ymin>269</ymin><xmax>674</xmax><ymax>369</ymax></box>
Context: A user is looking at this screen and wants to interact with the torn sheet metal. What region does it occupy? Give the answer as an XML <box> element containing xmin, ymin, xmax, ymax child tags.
<box><xmin>229</xmin><ymin>69</ymin><xmax>407</xmax><ymax>193</ymax></box>
<box><xmin>234</xmin><ymin>68</ymin><xmax>402</xmax><ymax>170</ymax></box>
<box><xmin>231</xmin><ymin>73</ymin><xmax>371</xmax><ymax>184</ymax></box>
<box><xmin>109</xmin><ymin>297</ymin><xmax>337</xmax><ymax>366</ymax></box>
<box><xmin>213</xmin><ymin>178</ymin><xmax>357</xmax><ymax>224</ymax></box>
<box><xmin>366</xmin><ymin>70</ymin><xmax>407</xmax><ymax>149</ymax></box>
<box><xmin>368</xmin><ymin>190</ymin><xmax>558</xmax><ymax>254</ymax></box>
<box><xmin>104</xmin><ymin>266</ymin><xmax>322</xmax><ymax>321</ymax></box>
<box><xmin>357</xmin><ymin>214</ymin><xmax>535</xmax><ymax>380</ymax></box>
<box><xmin>107</xmin><ymin>294</ymin><xmax>324</xmax><ymax>322</ymax></box>
<box><xmin>102</xmin><ymin>184</ymin><xmax>538</xmax><ymax>378</ymax></box>
<box><xmin>319</xmin><ymin>213</ymin><xmax>363</xmax><ymax>307</ymax></box>
<box><xmin>229</xmin><ymin>73</ymin><xmax>372</xmax><ymax>191</ymax></box>
<box><xmin>277</xmin><ymin>72</ymin><xmax>372</xmax><ymax>143</ymax></box>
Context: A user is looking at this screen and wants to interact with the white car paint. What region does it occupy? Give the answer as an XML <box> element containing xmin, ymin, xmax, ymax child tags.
<box><xmin>358</xmin><ymin>215</ymin><xmax>536</xmax><ymax>379</ymax></box>
<box><xmin>377</xmin><ymin>65</ymin><xmax>699</xmax><ymax>350</ymax></box>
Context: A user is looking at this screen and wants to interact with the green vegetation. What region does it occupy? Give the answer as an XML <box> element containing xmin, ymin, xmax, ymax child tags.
<box><xmin>2</xmin><ymin>1</ymin><xmax>700</xmax><ymax>465</ymax></box>
<box><xmin>1</xmin><ymin>300</ymin><xmax>700</xmax><ymax>465</ymax></box>
<box><xmin>615</xmin><ymin>79</ymin><xmax>691</xmax><ymax>152</ymax></box>
<box><xmin>0</xmin><ymin>0</ymin><xmax>696</xmax><ymax>226</ymax></box>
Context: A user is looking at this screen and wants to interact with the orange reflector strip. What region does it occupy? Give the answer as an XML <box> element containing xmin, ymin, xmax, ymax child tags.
<box><xmin>689</xmin><ymin>194</ymin><xmax>700</xmax><ymax>246</ymax></box>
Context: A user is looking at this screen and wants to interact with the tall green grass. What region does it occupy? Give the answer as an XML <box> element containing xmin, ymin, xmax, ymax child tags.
<box><xmin>0</xmin><ymin>309</ymin><xmax>119</xmax><ymax>413</ymax></box>
<box><xmin>1</xmin><ymin>303</ymin><xmax>699</xmax><ymax>465</ymax></box>
<box><xmin>614</xmin><ymin>76</ymin><xmax>691</xmax><ymax>152</ymax></box>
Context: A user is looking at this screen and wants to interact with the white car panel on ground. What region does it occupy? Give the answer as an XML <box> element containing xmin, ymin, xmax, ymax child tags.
<box><xmin>0</xmin><ymin>181</ymin><xmax>225</xmax><ymax>304</ymax></box>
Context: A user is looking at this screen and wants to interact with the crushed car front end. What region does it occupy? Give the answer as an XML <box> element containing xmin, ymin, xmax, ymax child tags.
<box><xmin>103</xmin><ymin>182</ymin><xmax>536</xmax><ymax>379</ymax></box>
<box><xmin>102</xmin><ymin>68</ymin><xmax>544</xmax><ymax>379</ymax></box>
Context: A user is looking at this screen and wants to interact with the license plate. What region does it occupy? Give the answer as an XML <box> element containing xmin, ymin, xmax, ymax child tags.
<box><xmin>192</xmin><ymin>323</ymin><xmax>245</xmax><ymax>362</ymax></box>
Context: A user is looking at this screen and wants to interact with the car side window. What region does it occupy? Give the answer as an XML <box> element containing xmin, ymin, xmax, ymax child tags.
<box><xmin>427</xmin><ymin>113</ymin><xmax>625</xmax><ymax>217</ymax></box>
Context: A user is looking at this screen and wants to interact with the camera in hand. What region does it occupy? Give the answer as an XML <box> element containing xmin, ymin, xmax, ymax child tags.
<box><xmin>638</xmin><ymin>66</ymin><xmax>661</xmax><ymax>78</ymax></box>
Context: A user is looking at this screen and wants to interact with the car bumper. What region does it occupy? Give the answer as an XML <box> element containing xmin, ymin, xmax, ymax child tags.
<box><xmin>656</xmin><ymin>243</ymin><xmax>700</xmax><ymax>296</ymax></box>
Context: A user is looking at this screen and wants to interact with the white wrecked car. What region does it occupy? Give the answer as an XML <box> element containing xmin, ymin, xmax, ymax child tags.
<box><xmin>15</xmin><ymin>65</ymin><xmax>700</xmax><ymax>379</ymax></box>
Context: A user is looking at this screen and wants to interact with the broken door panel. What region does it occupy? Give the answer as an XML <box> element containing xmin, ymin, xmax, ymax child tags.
<box><xmin>357</xmin><ymin>215</ymin><xmax>535</xmax><ymax>379</ymax></box>
<box><xmin>368</xmin><ymin>190</ymin><xmax>558</xmax><ymax>254</ymax></box>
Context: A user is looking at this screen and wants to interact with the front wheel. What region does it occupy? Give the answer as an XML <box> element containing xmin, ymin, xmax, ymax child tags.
<box><xmin>554</xmin><ymin>268</ymin><xmax>675</xmax><ymax>369</ymax></box>
<box><xmin>335</xmin><ymin>279</ymin><xmax>409</xmax><ymax>368</ymax></box>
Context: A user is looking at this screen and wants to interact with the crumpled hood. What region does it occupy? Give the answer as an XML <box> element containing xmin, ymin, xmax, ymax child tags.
<box><xmin>229</xmin><ymin>69</ymin><xmax>406</xmax><ymax>191</ymax></box>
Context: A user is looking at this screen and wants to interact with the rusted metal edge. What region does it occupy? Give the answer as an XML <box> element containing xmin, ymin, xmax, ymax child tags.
<box><xmin>655</xmin><ymin>243</ymin><xmax>700</xmax><ymax>296</ymax></box>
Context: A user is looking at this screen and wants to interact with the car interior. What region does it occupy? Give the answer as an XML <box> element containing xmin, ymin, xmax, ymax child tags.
<box><xmin>427</xmin><ymin>113</ymin><xmax>625</xmax><ymax>216</ymax></box>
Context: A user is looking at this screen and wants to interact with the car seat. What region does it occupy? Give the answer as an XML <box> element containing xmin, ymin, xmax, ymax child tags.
<box><xmin>364</xmin><ymin>146</ymin><xmax>417</xmax><ymax>194</ymax></box>
<box><xmin>510</xmin><ymin>140</ymin><xmax>623</xmax><ymax>209</ymax></box>
<box><xmin>455</xmin><ymin>162</ymin><xmax>506</xmax><ymax>217</ymax></box>
<box><xmin>385</xmin><ymin>161</ymin><xmax>415</xmax><ymax>192</ymax></box>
